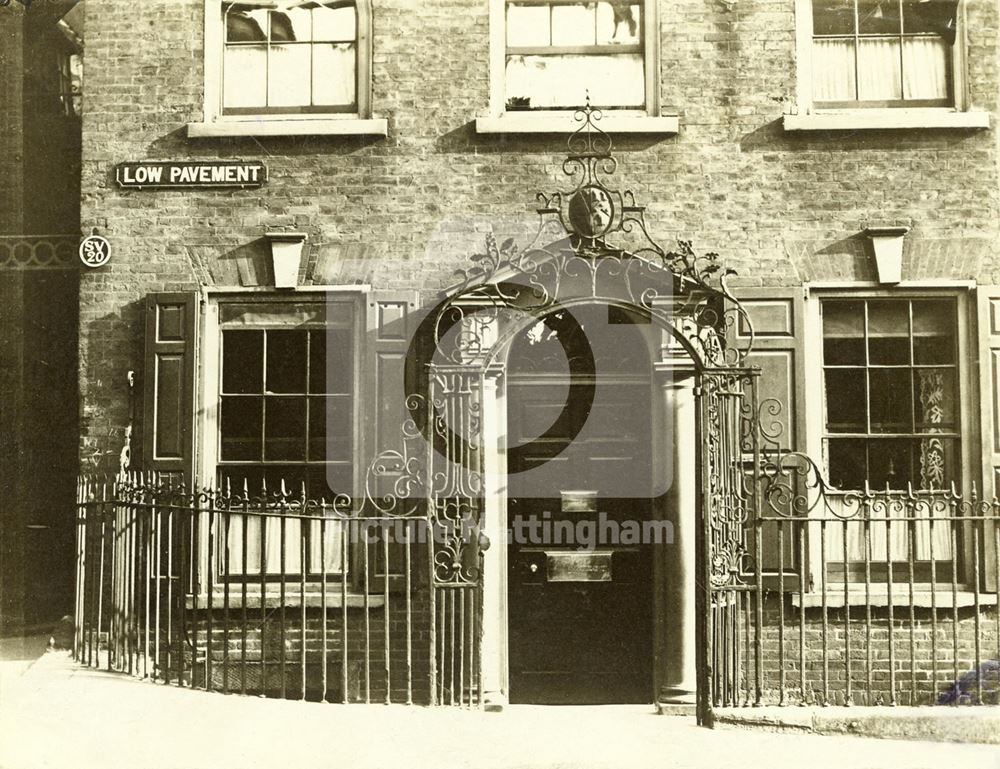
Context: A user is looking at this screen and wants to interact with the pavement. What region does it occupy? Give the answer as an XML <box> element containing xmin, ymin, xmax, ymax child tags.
<box><xmin>1</xmin><ymin>646</ymin><xmax>999</xmax><ymax>769</ymax></box>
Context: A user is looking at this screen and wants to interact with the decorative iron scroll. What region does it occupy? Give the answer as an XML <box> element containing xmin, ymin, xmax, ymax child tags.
<box><xmin>349</xmin><ymin>105</ymin><xmax>766</xmax><ymax>589</ymax></box>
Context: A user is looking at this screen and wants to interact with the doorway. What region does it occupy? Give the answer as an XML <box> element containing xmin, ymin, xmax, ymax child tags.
<box><xmin>505</xmin><ymin>303</ymin><xmax>654</xmax><ymax>704</ymax></box>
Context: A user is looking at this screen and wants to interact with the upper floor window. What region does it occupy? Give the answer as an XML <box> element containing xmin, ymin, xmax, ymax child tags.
<box><xmin>807</xmin><ymin>0</ymin><xmax>959</xmax><ymax>109</ymax></box>
<box><xmin>222</xmin><ymin>1</ymin><xmax>363</xmax><ymax>114</ymax></box>
<box><xmin>196</xmin><ymin>0</ymin><xmax>377</xmax><ymax>133</ymax></box>
<box><xmin>493</xmin><ymin>0</ymin><xmax>658</xmax><ymax>114</ymax></box>
<box><xmin>786</xmin><ymin>0</ymin><xmax>989</xmax><ymax>129</ymax></box>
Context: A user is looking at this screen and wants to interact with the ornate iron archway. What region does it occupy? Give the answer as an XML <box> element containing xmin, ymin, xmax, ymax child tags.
<box><xmin>339</xmin><ymin>106</ymin><xmax>818</xmax><ymax>717</ymax></box>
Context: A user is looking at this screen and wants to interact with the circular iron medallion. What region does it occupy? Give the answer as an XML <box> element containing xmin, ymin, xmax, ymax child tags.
<box><xmin>567</xmin><ymin>185</ymin><xmax>614</xmax><ymax>238</ymax></box>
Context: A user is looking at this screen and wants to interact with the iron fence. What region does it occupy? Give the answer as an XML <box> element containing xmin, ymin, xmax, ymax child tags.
<box><xmin>710</xmin><ymin>484</ymin><xmax>1000</xmax><ymax>709</ymax></box>
<box><xmin>74</xmin><ymin>471</ymin><xmax>481</xmax><ymax>707</ymax></box>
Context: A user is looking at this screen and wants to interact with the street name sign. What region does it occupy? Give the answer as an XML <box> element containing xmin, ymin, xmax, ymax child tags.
<box><xmin>115</xmin><ymin>161</ymin><xmax>267</xmax><ymax>189</ymax></box>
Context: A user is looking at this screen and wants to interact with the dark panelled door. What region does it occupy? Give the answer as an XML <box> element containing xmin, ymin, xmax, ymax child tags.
<box><xmin>506</xmin><ymin>304</ymin><xmax>653</xmax><ymax>704</ymax></box>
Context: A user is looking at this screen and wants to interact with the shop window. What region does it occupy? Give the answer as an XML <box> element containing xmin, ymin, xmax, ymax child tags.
<box><xmin>494</xmin><ymin>0</ymin><xmax>658</xmax><ymax>113</ymax></box>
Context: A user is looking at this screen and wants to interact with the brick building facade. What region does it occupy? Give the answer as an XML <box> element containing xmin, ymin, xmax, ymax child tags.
<box><xmin>67</xmin><ymin>0</ymin><xmax>1000</xmax><ymax>713</ymax></box>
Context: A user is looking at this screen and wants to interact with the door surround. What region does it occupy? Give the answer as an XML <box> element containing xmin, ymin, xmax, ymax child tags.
<box><xmin>477</xmin><ymin>299</ymin><xmax>699</xmax><ymax>709</ymax></box>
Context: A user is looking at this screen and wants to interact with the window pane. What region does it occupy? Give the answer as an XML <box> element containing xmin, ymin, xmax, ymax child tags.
<box><xmin>901</xmin><ymin>37</ymin><xmax>948</xmax><ymax>100</ymax></box>
<box><xmin>827</xmin><ymin>437</ymin><xmax>868</xmax><ymax>489</ymax></box>
<box><xmin>596</xmin><ymin>2</ymin><xmax>640</xmax><ymax>45</ymax></box>
<box><xmin>867</xmin><ymin>438</ymin><xmax>913</xmax><ymax>490</ymax></box>
<box><xmin>265</xmin><ymin>396</ymin><xmax>307</xmax><ymax>461</ymax></box>
<box><xmin>857</xmin><ymin>38</ymin><xmax>902</xmax><ymax>100</ymax></box>
<box><xmin>331</xmin><ymin>328</ymin><xmax>354</xmax><ymax>393</ymax></box>
<box><xmin>551</xmin><ymin>3</ymin><xmax>596</xmax><ymax>46</ymax></box>
<box><xmin>505</xmin><ymin>53</ymin><xmax>644</xmax><ymax>109</ymax></box>
<box><xmin>309</xmin><ymin>330</ymin><xmax>327</xmax><ymax>394</ymax></box>
<box><xmin>309</xmin><ymin>396</ymin><xmax>352</xmax><ymax>461</ymax></box>
<box><xmin>916</xmin><ymin>436</ymin><xmax>956</xmax><ymax>490</ymax></box>
<box><xmin>313</xmin><ymin>3</ymin><xmax>357</xmax><ymax>41</ymax></box>
<box><xmin>869</xmin><ymin>368</ymin><xmax>913</xmax><ymax>432</ymax></box>
<box><xmin>308</xmin><ymin>396</ymin><xmax>327</xmax><ymax>460</ymax></box>
<box><xmin>812</xmin><ymin>1</ymin><xmax>856</xmax><ymax>35</ymax></box>
<box><xmin>911</xmin><ymin>299</ymin><xmax>954</xmax><ymax>335</ymax></box>
<box><xmin>825</xmin><ymin>368</ymin><xmax>868</xmax><ymax>432</ymax></box>
<box><xmin>867</xmin><ymin>300</ymin><xmax>909</xmax><ymax>364</ymax></box>
<box><xmin>912</xmin><ymin>300</ymin><xmax>955</xmax><ymax>364</ymax></box>
<box><xmin>222</xmin><ymin>330</ymin><xmax>263</xmax><ymax>394</ymax></box>
<box><xmin>328</xmin><ymin>397</ymin><xmax>353</xmax><ymax>461</ymax></box>
<box><xmin>507</xmin><ymin>3</ymin><xmax>551</xmax><ymax>46</ymax></box>
<box><xmin>270</xmin><ymin>8</ymin><xmax>310</xmax><ymax>42</ymax></box>
<box><xmin>902</xmin><ymin>0</ymin><xmax>957</xmax><ymax>35</ymax></box>
<box><xmin>266</xmin><ymin>330</ymin><xmax>307</xmax><ymax>393</ymax></box>
<box><xmin>312</xmin><ymin>43</ymin><xmax>356</xmax><ymax>107</ymax></box>
<box><xmin>224</xmin><ymin>45</ymin><xmax>267</xmax><ymax>108</ymax></box>
<box><xmin>812</xmin><ymin>39</ymin><xmax>857</xmax><ymax>102</ymax></box>
<box><xmin>858</xmin><ymin>0</ymin><xmax>900</xmax><ymax>34</ymax></box>
<box><xmin>823</xmin><ymin>301</ymin><xmax>865</xmax><ymax>365</ymax></box>
<box><xmin>914</xmin><ymin>368</ymin><xmax>956</xmax><ymax>431</ymax></box>
<box><xmin>268</xmin><ymin>44</ymin><xmax>312</xmax><ymax>107</ymax></box>
<box><xmin>220</xmin><ymin>397</ymin><xmax>263</xmax><ymax>461</ymax></box>
<box><xmin>226</xmin><ymin>8</ymin><xmax>267</xmax><ymax>42</ymax></box>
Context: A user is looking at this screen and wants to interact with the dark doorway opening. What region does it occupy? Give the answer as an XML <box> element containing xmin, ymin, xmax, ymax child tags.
<box><xmin>506</xmin><ymin>303</ymin><xmax>654</xmax><ymax>704</ymax></box>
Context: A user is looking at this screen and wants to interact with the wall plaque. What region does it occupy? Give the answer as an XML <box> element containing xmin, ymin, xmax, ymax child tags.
<box><xmin>115</xmin><ymin>161</ymin><xmax>267</xmax><ymax>189</ymax></box>
<box><xmin>546</xmin><ymin>551</ymin><xmax>613</xmax><ymax>582</ymax></box>
<box><xmin>78</xmin><ymin>235</ymin><xmax>111</xmax><ymax>268</ymax></box>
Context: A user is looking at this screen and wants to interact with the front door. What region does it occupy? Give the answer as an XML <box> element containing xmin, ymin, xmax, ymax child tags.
<box><xmin>506</xmin><ymin>304</ymin><xmax>653</xmax><ymax>704</ymax></box>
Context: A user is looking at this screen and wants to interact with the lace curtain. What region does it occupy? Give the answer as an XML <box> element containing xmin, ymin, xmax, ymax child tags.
<box><xmin>813</xmin><ymin>37</ymin><xmax>949</xmax><ymax>102</ymax></box>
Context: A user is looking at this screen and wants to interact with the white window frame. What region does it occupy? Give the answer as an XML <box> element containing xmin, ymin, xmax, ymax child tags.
<box><xmin>189</xmin><ymin>0</ymin><xmax>386</xmax><ymax>137</ymax></box>
<box><xmin>799</xmin><ymin>285</ymin><xmax>982</xmax><ymax>603</ymax></box>
<box><xmin>785</xmin><ymin>0</ymin><xmax>989</xmax><ymax>131</ymax></box>
<box><xmin>197</xmin><ymin>287</ymin><xmax>367</xmax><ymax>506</ymax></box>
<box><xmin>476</xmin><ymin>0</ymin><xmax>678</xmax><ymax>134</ymax></box>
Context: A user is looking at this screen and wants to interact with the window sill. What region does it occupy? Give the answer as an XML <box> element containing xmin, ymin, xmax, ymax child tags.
<box><xmin>792</xmin><ymin>589</ymin><xmax>997</xmax><ymax>609</ymax></box>
<box><xmin>475</xmin><ymin>113</ymin><xmax>679</xmax><ymax>135</ymax></box>
<box><xmin>187</xmin><ymin>118</ymin><xmax>389</xmax><ymax>138</ymax></box>
<box><xmin>186</xmin><ymin>589</ymin><xmax>388</xmax><ymax>610</ymax></box>
<box><xmin>783</xmin><ymin>110</ymin><xmax>991</xmax><ymax>132</ymax></box>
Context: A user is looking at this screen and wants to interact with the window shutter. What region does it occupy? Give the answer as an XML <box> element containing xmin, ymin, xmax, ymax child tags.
<box><xmin>360</xmin><ymin>290</ymin><xmax>421</xmax><ymax>591</ymax></box>
<box><xmin>142</xmin><ymin>292</ymin><xmax>199</xmax><ymax>484</ymax></box>
<box><xmin>734</xmin><ymin>287</ymin><xmax>807</xmax><ymax>579</ymax></box>
<box><xmin>976</xmin><ymin>287</ymin><xmax>1000</xmax><ymax>591</ymax></box>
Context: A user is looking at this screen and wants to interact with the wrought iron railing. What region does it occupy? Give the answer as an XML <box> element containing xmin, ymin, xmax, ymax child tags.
<box><xmin>709</xmin><ymin>484</ymin><xmax>1000</xmax><ymax>709</ymax></box>
<box><xmin>74</xmin><ymin>472</ymin><xmax>481</xmax><ymax>706</ymax></box>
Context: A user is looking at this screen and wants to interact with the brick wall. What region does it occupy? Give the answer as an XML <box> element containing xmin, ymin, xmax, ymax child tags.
<box><xmin>78</xmin><ymin>0</ymin><xmax>1000</xmax><ymax>463</ymax></box>
<box><xmin>76</xmin><ymin>1</ymin><xmax>1000</xmax><ymax>703</ymax></box>
<box><xmin>720</xmin><ymin>596</ymin><xmax>1000</xmax><ymax>707</ymax></box>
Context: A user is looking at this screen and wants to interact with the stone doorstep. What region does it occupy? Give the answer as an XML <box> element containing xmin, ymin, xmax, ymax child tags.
<box><xmin>712</xmin><ymin>706</ymin><xmax>1000</xmax><ymax>744</ymax></box>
